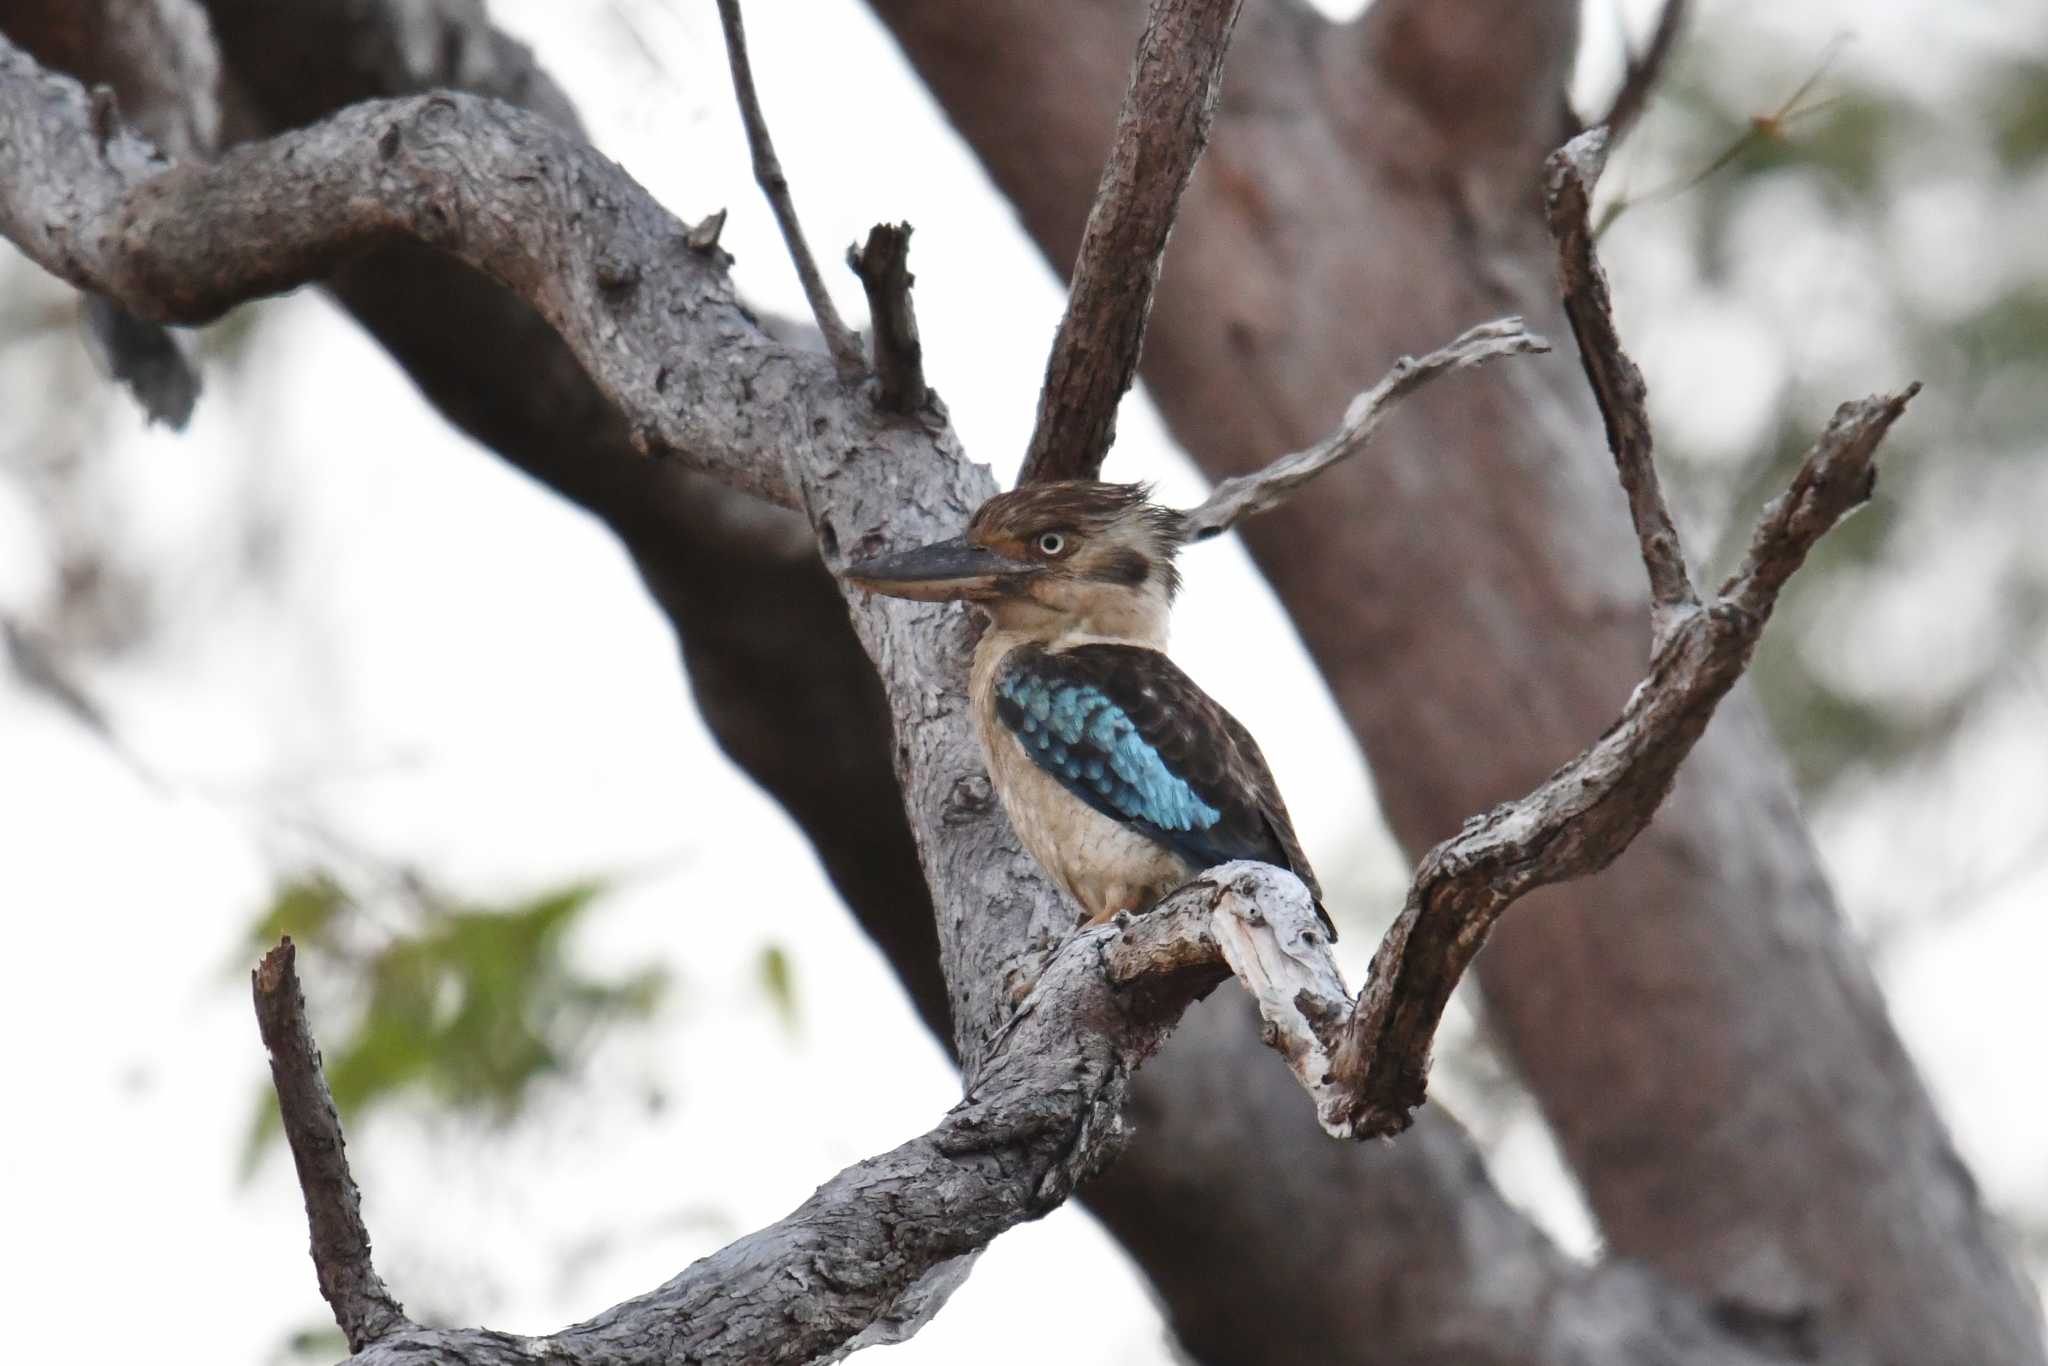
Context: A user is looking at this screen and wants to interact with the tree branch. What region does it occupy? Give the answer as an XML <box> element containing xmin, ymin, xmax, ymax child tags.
<box><xmin>269</xmin><ymin>873</ymin><xmax>1315</xmax><ymax>1366</ymax></box>
<box><xmin>1330</xmin><ymin>388</ymin><xmax>1910</xmax><ymax>1134</ymax></box>
<box><xmin>0</xmin><ymin>36</ymin><xmax>811</xmax><ymax>507</ymax></box>
<box><xmin>847</xmin><ymin>221</ymin><xmax>927</xmax><ymax>413</ymax></box>
<box><xmin>251</xmin><ymin>938</ymin><xmax>410</xmax><ymax>1353</ymax></box>
<box><xmin>713</xmin><ymin>0</ymin><xmax>865</xmax><ymax>381</ymax></box>
<box><xmin>1017</xmin><ymin>0</ymin><xmax>1244</xmax><ymax>484</ymax></box>
<box><xmin>1597</xmin><ymin>0</ymin><xmax>1689</xmax><ymax>142</ymax></box>
<box><xmin>1176</xmin><ymin>316</ymin><xmax>1549</xmax><ymax>540</ymax></box>
<box><xmin>1546</xmin><ymin>128</ymin><xmax>1697</xmax><ymax>647</ymax></box>
<box><xmin>1120</xmin><ymin>370</ymin><xmax>1911</xmax><ymax>1142</ymax></box>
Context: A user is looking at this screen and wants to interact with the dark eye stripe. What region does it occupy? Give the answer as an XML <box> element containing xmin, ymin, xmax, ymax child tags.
<box><xmin>1097</xmin><ymin>549</ymin><xmax>1150</xmax><ymax>587</ymax></box>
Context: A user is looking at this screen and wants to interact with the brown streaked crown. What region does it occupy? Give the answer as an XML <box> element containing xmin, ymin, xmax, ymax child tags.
<box><xmin>967</xmin><ymin>480</ymin><xmax>1186</xmax><ymax>596</ymax></box>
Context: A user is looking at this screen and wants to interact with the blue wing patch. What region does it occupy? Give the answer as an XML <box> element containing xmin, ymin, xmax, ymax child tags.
<box><xmin>995</xmin><ymin>670</ymin><xmax>1222</xmax><ymax>834</ymax></box>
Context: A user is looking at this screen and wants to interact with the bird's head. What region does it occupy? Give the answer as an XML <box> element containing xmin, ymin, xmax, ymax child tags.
<box><xmin>844</xmin><ymin>480</ymin><xmax>1185</xmax><ymax>644</ymax></box>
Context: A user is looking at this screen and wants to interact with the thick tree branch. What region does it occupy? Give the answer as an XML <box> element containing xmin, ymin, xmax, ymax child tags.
<box><xmin>713</xmin><ymin>0</ymin><xmax>865</xmax><ymax>381</ymax></box>
<box><xmin>0</xmin><ymin>37</ymin><xmax>810</xmax><ymax>507</ymax></box>
<box><xmin>1546</xmin><ymin>128</ymin><xmax>1696</xmax><ymax>647</ymax></box>
<box><xmin>1177</xmin><ymin>317</ymin><xmax>1548</xmax><ymax>540</ymax></box>
<box><xmin>252</xmin><ymin>938</ymin><xmax>410</xmax><ymax>1353</ymax></box>
<box><xmin>1017</xmin><ymin>0</ymin><xmax>1244</xmax><ymax>484</ymax></box>
<box><xmin>848</xmin><ymin>222</ymin><xmax>928</xmax><ymax>413</ymax></box>
<box><xmin>269</xmin><ymin>872</ymin><xmax>1310</xmax><ymax>1366</ymax></box>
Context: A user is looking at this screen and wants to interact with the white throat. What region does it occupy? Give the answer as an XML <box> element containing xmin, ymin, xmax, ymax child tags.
<box><xmin>982</xmin><ymin>578</ymin><xmax>1172</xmax><ymax>652</ymax></box>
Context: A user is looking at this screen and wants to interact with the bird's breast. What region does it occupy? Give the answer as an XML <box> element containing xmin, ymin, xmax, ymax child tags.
<box><xmin>972</xmin><ymin>635</ymin><xmax>1191</xmax><ymax>922</ymax></box>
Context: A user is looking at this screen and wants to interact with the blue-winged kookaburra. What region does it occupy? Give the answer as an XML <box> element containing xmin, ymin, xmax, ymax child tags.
<box><xmin>845</xmin><ymin>481</ymin><xmax>1333</xmax><ymax>940</ymax></box>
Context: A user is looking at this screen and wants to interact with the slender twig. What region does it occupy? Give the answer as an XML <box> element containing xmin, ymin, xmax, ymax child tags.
<box><xmin>1548</xmin><ymin>128</ymin><xmax>1698</xmax><ymax>649</ymax></box>
<box><xmin>713</xmin><ymin>0</ymin><xmax>864</xmax><ymax>381</ymax></box>
<box><xmin>1016</xmin><ymin>0</ymin><xmax>1244</xmax><ymax>484</ymax></box>
<box><xmin>848</xmin><ymin>222</ymin><xmax>927</xmax><ymax>414</ymax></box>
<box><xmin>1176</xmin><ymin>317</ymin><xmax>1549</xmax><ymax>540</ymax></box>
<box><xmin>1598</xmin><ymin>0</ymin><xmax>1689</xmax><ymax>143</ymax></box>
<box><xmin>252</xmin><ymin>938</ymin><xmax>410</xmax><ymax>1352</ymax></box>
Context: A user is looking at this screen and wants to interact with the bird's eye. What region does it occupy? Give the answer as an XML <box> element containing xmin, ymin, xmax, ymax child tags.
<box><xmin>1036</xmin><ymin>531</ymin><xmax>1067</xmax><ymax>557</ymax></box>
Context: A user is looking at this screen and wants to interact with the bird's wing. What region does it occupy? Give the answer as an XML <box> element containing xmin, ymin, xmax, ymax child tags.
<box><xmin>992</xmin><ymin>642</ymin><xmax>1332</xmax><ymax>936</ymax></box>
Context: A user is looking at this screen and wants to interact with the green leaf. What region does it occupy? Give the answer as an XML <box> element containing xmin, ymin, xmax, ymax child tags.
<box><xmin>242</xmin><ymin>870</ymin><xmax>670</xmax><ymax>1170</ymax></box>
<box><xmin>757</xmin><ymin>942</ymin><xmax>799</xmax><ymax>1032</ymax></box>
<box><xmin>247</xmin><ymin>871</ymin><xmax>351</xmax><ymax>951</ymax></box>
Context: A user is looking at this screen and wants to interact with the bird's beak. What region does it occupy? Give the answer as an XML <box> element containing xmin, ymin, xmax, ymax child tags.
<box><xmin>842</xmin><ymin>535</ymin><xmax>1039</xmax><ymax>602</ymax></box>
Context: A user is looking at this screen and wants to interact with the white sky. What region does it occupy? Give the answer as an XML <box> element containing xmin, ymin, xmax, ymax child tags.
<box><xmin>0</xmin><ymin>1</ymin><xmax>2043</xmax><ymax>1363</ymax></box>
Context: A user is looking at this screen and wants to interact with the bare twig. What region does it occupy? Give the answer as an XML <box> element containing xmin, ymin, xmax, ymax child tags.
<box><xmin>1722</xmin><ymin>390</ymin><xmax>1919</xmax><ymax>618</ymax></box>
<box><xmin>1176</xmin><ymin>317</ymin><xmax>1549</xmax><ymax>540</ymax></box>
<box><xmin>252</xmin><ymin>938</ymin><xmax>410</xmax><ymax>1353</ymax></box>
<box><xmin>713</xmin><ymin>0</ymin><xmax>865</xmax><ymax>381</ymax></box>
<box><xmin>848</xmin><ymin>222</ymin><xmax>928</xmax><ymax>413</ymax></box>
<box><xmin>1598</xmin><ymin>0</ymin><xmax>1689</xmax><ymax>142</ymax></box>
<box><xmin>1016</xmin><ymin>0</ymin><xmax>1244</xmax><ymax>484</ymax></box>
<box><xmin>1547</xmin><ymin>128</ymin><xmax>1698</xmax><ymax>648</ymax></box>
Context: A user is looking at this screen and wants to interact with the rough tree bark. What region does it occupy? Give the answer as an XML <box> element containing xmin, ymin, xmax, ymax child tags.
<box><xmin>1</xmin><ymin>1</ymin><xmax>2036</xmax><ymax>1365</ymax></box>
